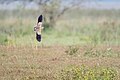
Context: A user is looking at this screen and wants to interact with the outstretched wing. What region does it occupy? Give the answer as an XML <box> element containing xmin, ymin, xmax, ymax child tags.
<box><xmin>38</xmin><ymin>15</ymin><xmax>43</xmax><ymax>23</ymax></box>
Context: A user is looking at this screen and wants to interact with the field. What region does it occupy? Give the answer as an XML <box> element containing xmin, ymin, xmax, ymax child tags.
<box><xmin>0</xmin><ymin>45</ymin><xmax>120</xmax><ymax>80</ymax></box>
<box><xmin>0</xmin><ymin>9</ymin><xmax>120</xmax><ymax>80</ymax></box>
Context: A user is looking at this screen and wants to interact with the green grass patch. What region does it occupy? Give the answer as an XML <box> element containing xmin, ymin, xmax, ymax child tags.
<box><xmin>0</xmin><ymin>9</ymin><xmax>120</xmax><ymax>46</ymax></box>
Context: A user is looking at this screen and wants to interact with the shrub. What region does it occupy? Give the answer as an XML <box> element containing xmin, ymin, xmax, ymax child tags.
<box><xmin>65</xmin><ymin>46</ymin><xmax>79</xmax><ymax>56</ymax></box>
<box><xmin>58</xmin><ymin>65</ymin><xmax>117</xmax><ymax>80</ymax></box>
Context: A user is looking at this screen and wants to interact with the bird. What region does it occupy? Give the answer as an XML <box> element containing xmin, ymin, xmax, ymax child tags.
<box><xmin>34</xmin><ymin>15</ymin><xmax>44</xmax><ymax>42</ymax></box>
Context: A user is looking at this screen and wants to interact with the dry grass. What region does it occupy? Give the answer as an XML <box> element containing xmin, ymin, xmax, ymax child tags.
<box><xmin>0</xmin><ymin>45</ymin><xmax>120</xmax><ymax>80</ymax></box>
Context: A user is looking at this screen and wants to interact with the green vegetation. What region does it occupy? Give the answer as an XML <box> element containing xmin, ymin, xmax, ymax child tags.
<box><xmin>0</xmin><ymin>9</ymin><xmax>120</xmax><ymax>46</ymax></box>
<box><xmin>65</xmin><ymin>46</ymin><xmax>79</xmax><ymax>56</ymax></box>
<box><xmin>0</xmin><ymin>8</ymin><xmax>120</xmax><ymax>80</ymax></box>
<box><xmin>58</xmin><ymin>65</ymin><xmax>117</xmax><ymax>80</ymax></box>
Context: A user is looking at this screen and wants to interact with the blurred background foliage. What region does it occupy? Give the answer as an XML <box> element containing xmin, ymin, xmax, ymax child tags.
<box><xmin>0</xmin><ymin>0</ymin><xmax>120</xmax><ymax>46</ymax></box>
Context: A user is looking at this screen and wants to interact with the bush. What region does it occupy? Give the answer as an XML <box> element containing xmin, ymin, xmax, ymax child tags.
<box><xmin>58</xmin><ymin>65</ymin><xmax>117</xmax><ymax>80</ymax></box>
<box><xmin>65</xmin><ymin>46</ymin><xmax>79</xmax><ymax>56</ymax></box>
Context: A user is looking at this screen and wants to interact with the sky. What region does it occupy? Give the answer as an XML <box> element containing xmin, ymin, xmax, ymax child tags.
<box><xmin>0</xmin><ymin>0</ymin><xmax>120</xmax><ymax>10</ymax></box>
<box><xmin>83</xmin><ymin>0</ymin><xmax>120</xmax><ymax>9</ymax></box>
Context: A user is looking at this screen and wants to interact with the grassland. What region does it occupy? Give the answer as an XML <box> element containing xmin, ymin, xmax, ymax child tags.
<box><xmin>0</xmin><ymin>9</ymin><xmax>120</xmax><ymax>80</ymax></box>
<box><xmin>0</xmin><ymin>9</ymin><xmax>120</xmax><ymax>46</ymax></box>
<box><xmin>0</xmin><ymin>45</ymin><xmax>120</xmax><ymax>80</ymax></box>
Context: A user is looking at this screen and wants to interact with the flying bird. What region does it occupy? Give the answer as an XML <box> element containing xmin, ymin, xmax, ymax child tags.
<box><xmin>34</xmin><ymin>15</ymin><xmax>44</xmax><ymax>42</ymax></box>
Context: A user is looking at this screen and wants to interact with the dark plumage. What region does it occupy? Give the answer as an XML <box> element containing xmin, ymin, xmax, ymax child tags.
<box><xmin>38</xmin><ymin>15</ymin><xmax>43</xmax><ymax>23</ymax></box>
<box><xmin>36</xmin><ymin>32</ymin><xmax>41</xmax><ymax>42</ymax></box>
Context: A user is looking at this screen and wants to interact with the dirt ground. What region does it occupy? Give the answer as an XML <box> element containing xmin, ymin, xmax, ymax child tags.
<box><xmin>0</xmin><ymin>45</ymin><xmax>120</xmax><ymax>80</ymax></box>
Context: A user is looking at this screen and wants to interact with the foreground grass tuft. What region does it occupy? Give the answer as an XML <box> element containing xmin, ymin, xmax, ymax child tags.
<box><xmin>65</xmin><ymin>46</ymin><xmax>79</xmax><ymax>56</ymax></box>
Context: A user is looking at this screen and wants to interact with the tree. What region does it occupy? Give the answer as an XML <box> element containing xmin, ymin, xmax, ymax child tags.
<box><xmin>0</xmin><ymin>0</ymin><xmax>91</xmax><ymax>28</ymax></box>
<box><xmin>33</xmin><ymin>0</ymin><xmax>90</xmax><ymax>29</ymax></box>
